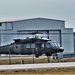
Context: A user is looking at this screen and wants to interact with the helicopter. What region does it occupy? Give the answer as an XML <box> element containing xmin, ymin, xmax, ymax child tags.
<box><xmin>0</xmin><ymin>32</ymin><xmax>64</xmax><ymax>58</ymax></box>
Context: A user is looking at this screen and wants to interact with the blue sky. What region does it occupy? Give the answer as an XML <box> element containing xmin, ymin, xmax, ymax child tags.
<box><xmin>0</xmin><ymin>0</ymin><xmax>75</xmax><ymax>31</ymax></box>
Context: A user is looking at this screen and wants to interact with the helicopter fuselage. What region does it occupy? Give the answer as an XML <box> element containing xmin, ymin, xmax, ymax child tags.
<box><xmin>0</xmin><ymin>40</ymin><xmax>64</xmax><ymax>57</ymax></box>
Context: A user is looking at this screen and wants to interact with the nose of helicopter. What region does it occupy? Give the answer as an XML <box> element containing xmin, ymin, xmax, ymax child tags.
<box><xmin>58</xmin><ymin>47</ymin><xmax>64</xmax><ymax>53</ymax></box>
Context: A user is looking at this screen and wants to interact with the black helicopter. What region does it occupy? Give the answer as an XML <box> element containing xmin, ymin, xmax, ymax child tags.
<box><xmin>0</xmin><ymin>32</ymin><xmax>64</xmax><ymax>57</ymax></box>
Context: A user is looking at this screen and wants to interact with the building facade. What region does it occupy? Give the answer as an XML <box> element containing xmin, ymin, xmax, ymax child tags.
<box><xmin>0</xmin><ymin>18</ymin><xmax>74</xmax><ymax>53</ymax></box>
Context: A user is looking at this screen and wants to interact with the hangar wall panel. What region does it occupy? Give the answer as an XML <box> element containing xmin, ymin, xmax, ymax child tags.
<box><xmin>62</xmin><ymin>33</ymin><xmax>74</xmax><ymax>53</ymax></box>
<box><xmin>49</xmin><ymin>31</ymin><xmax>60</xmax><ymax>44</ymax></box>
<box><xmin>0</xmin><ymin>23</ymin><xmax>6</xmax><ymax>30</ymax></box>
<box><xmin>13</xmin><ymin>18</ymin><xmax>65</xmax><ymax>30</ymax></box>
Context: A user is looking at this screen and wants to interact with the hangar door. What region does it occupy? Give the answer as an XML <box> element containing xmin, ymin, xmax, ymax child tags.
<box><xmin>49</xmin><ymin>30</ymin><xmax>62</xmax><ymax>46</ymax></box>
<box><xmin>17</xmin><ymin>30</ymin><xmax>62</xmax><ymax>46</ymax></box>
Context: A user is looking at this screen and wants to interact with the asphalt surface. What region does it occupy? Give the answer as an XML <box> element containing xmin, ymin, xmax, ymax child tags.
<box><xmin>0</xmin><ymin>62</ymin><xmax>75</xmax><ymax>70</ymax></box>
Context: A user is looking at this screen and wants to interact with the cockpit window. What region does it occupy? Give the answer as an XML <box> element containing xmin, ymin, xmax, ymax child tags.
<box><xmin>50</xmin><ymin>42</ymin><xmax>60</xmax><ymax>48</ymax></box>
<box><xmin>45</xmin><ymin>41</ymin><xmax>60</xmax><ymax>48</ymax></box>
<box><xmin>54</xmin><ymin>42</ymin><xmax>60</xmax><ymax>47</ymax></box>
<box><xmin>46</xmin><ymin>43</ymin><xmax>51</xmax><ymax>48</ymax></box>
<box><xmin>50</xmin><ymin>43</ymin><xmax>56</xmax><ymax>47</ymax></box>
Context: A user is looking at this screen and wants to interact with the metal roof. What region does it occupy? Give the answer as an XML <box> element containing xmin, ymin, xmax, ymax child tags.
<box><xmin>0</xmin><ymin>17</ymin><xmax>65</xmax><ymax>23</ymax></box>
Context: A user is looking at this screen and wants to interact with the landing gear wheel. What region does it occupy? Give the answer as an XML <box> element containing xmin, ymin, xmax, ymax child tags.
<box><xmin>35</xmin><ymin>54</ymin><xmax>39</xmax><ymax>58</ymax></box>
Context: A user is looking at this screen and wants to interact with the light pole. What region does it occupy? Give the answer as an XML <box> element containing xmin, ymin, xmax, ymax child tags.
<box><xmin>47</xmin><ymin>56</ymin><xmax>50</xmax><ymax>63</ymax></box>
<box><xmin>9</xmin><ymin>48</ymin><xmax>11</xmax><ymax>65</ymax></box>
<box><xmin>32</xmin><ymin>48</ymin><xmax>35</xmax><ymax>64</ymax></box>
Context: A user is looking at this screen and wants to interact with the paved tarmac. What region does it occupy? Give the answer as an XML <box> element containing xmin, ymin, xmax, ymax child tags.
<box><xmin>0</xmin><ymin>62</ymin><xmax>75</xmax><ymax>70</ymax></box>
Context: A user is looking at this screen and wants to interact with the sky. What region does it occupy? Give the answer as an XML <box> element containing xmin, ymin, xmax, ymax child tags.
<box><xmin>0</xmin><ymin>0</ymin><xmax>75</xmax><ymax>31</ymax></box>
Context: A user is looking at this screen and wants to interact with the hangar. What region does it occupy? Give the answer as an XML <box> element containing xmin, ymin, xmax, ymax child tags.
<box><xmin>0</xmin><ymin>18</ymin><xmax>74</xmax><ymax>54</ymax></box>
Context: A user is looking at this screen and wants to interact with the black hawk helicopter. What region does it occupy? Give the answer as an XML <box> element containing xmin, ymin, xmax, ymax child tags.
<box><xmin>0</xmin><ymin>32</ymin><xmax>64</xmax><ymax>57</ymax></box>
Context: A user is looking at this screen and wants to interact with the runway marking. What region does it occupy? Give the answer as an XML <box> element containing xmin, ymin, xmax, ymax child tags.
<box><xmin>0</xmin><ymin>62</ymin><xmax>75</xmax><ymax>70</ymax></box>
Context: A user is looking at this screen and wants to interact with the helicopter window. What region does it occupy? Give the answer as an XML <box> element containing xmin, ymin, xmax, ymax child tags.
<box><xmin>41</xmin><ymin>44</ymin><xmax>44</xmax><ymax>48</ymax></box>
<box><xmin>31</xmin><ymin>44</ymin><xmax>35</xmax><ymax>48</ymax></box>
<box><xmin>57</xmin><ymin>43</ymin><xmax>60</xmax><ymax>47</ymax></box>
<box><xmin>50</xmin><ymin>42</ymin><xmax>60</xmax><ymax>48</ymax></box>
<box><xmin>54</xmin><ymin>42</ymin><xmax>60</xmax><ymax>47</ymax></box>
<box><xmin>15</xmin><ymin>46</ymin><xmax>18</xmax><ymax>49</ymax></box>
<box><xmin>26</xmin><ymin>44</ymin><xmax>30</xmax><ymax>48</ymax></box>
<box><xmin>46</xmin><ymin>43</ymin><xmax>50</xmax><ymax>48</ymax></box>
<box><xmin>50</xmin><ymin>43</ymin><xmax>56</xmax><ymax>47</ymax></box>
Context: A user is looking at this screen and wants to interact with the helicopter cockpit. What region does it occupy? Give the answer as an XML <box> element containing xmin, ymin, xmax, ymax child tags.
<box><xmin>50</xmin><ymin>42</ymin><xmax>60</xmax><ymax>48</ymax></box>
<box><xmin>46</xmin><ymin>41</ymin><xmax>60</xmax><ymax>48</ymax></box>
